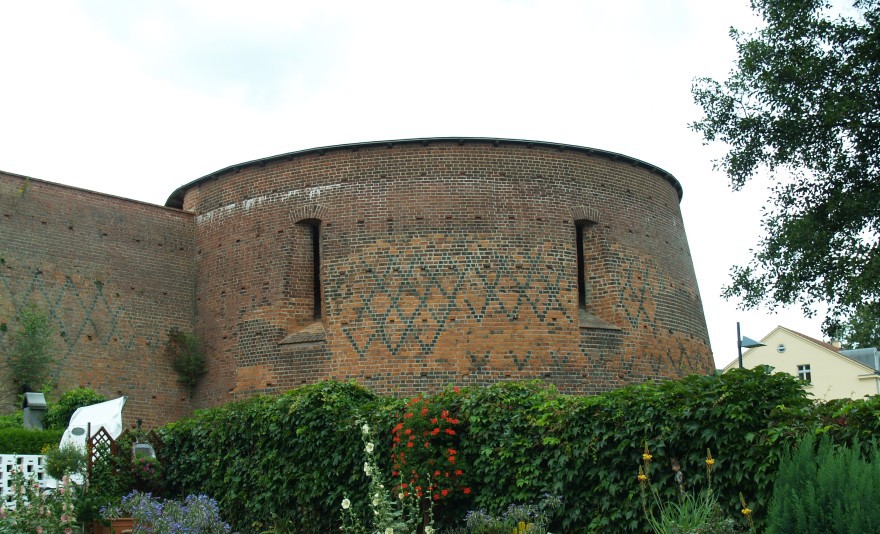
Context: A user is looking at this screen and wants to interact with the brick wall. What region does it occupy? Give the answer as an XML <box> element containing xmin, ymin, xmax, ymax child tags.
<box><xmin>0</xmin><ymin>139</ymin><xmax>714</xmax><ymax>425</ymax></box>
<box><xmin>0</xmin><ymin>172</ymin><xmax>195</xmax><ymax>427</ymax></box>
<box><xmin>177</xmin><ymin>139</ymin><xmax>714</xmax><ymax>406</ymax></box>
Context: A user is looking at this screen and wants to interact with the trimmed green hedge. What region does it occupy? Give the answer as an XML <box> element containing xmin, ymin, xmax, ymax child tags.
<box><xmin>160</xmin><ymin>369</ymin><xmax>862</xmax><ymax>533</ymax></box>
<box><xmin>0</xmin><ymin>428</ymin><xmax>64</xmax><ymax>454</ymax></box>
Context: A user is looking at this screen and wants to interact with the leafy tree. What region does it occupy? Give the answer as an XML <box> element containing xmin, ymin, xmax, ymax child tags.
<box><xmin>830</xmin><ymin>301</ymin><xmax>880</xmax><ymax>348</ymax></box>
<box><xmin>3</xmin><ymin>302</ymin><xmax>55</xmax><ymax>392</ymax></box>
<box><xmin>691</xmin><ymin>0</ymin><xmax>880</xmax><ymax>333</ymax></box>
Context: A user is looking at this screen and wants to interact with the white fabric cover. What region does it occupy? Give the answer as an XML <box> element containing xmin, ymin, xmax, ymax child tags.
<box><xmin>59</xmin><ymin>396</ymin><xmax>127</xmax><ymax>451</ymax></box>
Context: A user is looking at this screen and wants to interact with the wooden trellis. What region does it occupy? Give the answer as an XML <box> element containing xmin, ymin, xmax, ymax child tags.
<box><xmin>86</xmin><ymin>424</ymin><xmax>164</xmax><ymax>483</ymax></box>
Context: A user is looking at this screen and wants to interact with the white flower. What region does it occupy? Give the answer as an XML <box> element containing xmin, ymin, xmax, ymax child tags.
<box><xmin>385</xmin><ymin>528</ymin><xmax>394</xmax><ymax>534</ymax></box>
<box><xmin>364</xmin><ymin>462</ymin><xmax>372</xmax><ymax>476</ymax></box>
<box><xmin>361</xmin><ymin>423</ymin><xmax>371</xmax><ymax>434</ymax></box>
<box><xmin>398</xmin><ymin>492</ymin><xmax>405</xmax><ymax>500</ymax></box>
<box><xmin>365</xmin><ymin>442</ymin><xmax>375</xmax><ymax>453</ymax></box>
<box><xmin>425</xmin><ymin>527</ymin><xmax>434</xmax><ymax>534</ymax></box>
<box><xmin>372</xmin><ymin>493</ymin><xmax>380</xmax><ymax>506</ymax></box>
<box><xmin>341</xmin><ymin>498</ymin><xmax>351</xmax><ymax>510</ymax></box>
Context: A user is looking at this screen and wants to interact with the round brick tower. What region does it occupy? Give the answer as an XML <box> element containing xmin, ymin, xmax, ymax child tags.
<box><xmin>166</xmin><ymin>138</ymin><xmax>713</xmax><ymax>404</ymax></box>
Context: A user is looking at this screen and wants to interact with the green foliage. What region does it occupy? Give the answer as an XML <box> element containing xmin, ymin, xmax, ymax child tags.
<box><xmin>102</xmin><ymin>491</ymin><xmax>232</xmax><ymax>533</ymax></box>
<box><xmin>391</xmin><ymin>389</ymin><xmax>468</xmax><ymax>527</ymax></box>
<box><xmin>44</xmin><ymin>442</ymin><xmax>88</xmax><ymax>479</ymax></box>
<box><xmin>340</xmin><ymin>421</ymin><xmax>427</xmax><ymax>534</ymax></box>
<box><xmin>639</xmin><ymin>450</ymin><xmax>742</xmax><ymax>534</ymax></box>
<box><xmin>828</xmin><ymin>302</ymin><xmax>880</xmax><ymax>349</ymax></box>
<box><xmin>156</xmin><ymin>371</ymin><xmax>823</xmax><ymax>533</ymax></box>
<box><xmin>161</xmin><ymin>380</ymin><xmax>379</xmax><ymax>533</ymax></box>
<box><xmin>766</xmin><ymin>433</ymin><xmax>880</xmax><ymax>533</ymax></box>
<box><xmin>3</xmin><ymin>302</ymin><xmax>55</xmax><ymax>391</ymax></box>
<box><xmin>0</xmin><ymin>410</ymin><xmax>23</xmax><ymax>429</ymax></box>
<box><xmin>164</xmin><ymin>328</ymin><xmax>207</xmax><ymax>389</ymax></box>
<box><xmin>43</xmin><ymin>387</ymin><xmax>108</xmax><ymax>429</ymax></box>
<box><xmin>691</xmin><ymin>0</ymin><xmax>880</xmax><ymax>328</ymax></box>
<box><xmin>0</xmin><ymin>427</ymin><xmax>63</xmax><ymax>454</ymax></box>
<box><xmin>0</xmin><ymin>466</ymin><xmax>78</xmax><ymax>532</ymax></box>
<box><xmin>458</xmin><ymin>494</ymin><xmax>562</xmax><ymax>534</ymax></box>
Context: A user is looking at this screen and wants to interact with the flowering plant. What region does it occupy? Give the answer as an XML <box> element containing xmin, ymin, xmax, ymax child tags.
<box><xmin>392</xmin><ymin>392</ymin><xmax>469</xmax><ymax>504</ymax></box>
<box><xmin>0</xmin><ymin>467</ymin><xmax>78</xmax><ymax>534</ymax></box>
<box><xmin>340</xmin><ymin>422</ymin><xmax>430</xmax><ymax>534</ymax></box>
<box><xmin>638</xmin><ymin>444</ymin><xmax>743</xmax><ymax>533</ymax></box>
<box><xmin>131</xmin><ymin>455</ymin><xmax>164</xmax><ymax>493</ymax></box>
<box><xmin>101</xmin><ymin>490</ymin><xmax>231</xmax><ymax>533</ymax></box>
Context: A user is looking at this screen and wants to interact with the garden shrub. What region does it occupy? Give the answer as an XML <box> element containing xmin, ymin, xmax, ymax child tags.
<box><xmin>0</xmin><ymin>410</ymin><xmax>23</xmax><ymax>429</ymax></box>
<box><xmin>43</xmin><ymin>387</ymin><xmax>108</xmax><ymax>429</ymax></box>
<box><xmin>455</xmin><ymin>368</ymin><xmax>811</xmax><ymax>532</ymax></box>
<box><xmin>44</xmin><ymin>441</ymin><xmax>87</xmax><ymax>479</ymax></box>
<box><xmin>766</xmin><ymin>433</ymin><xmax>880</xmax><ymax>533</ymax></box>
<box><xmin>0</xmin><ymin>428</ymin><xmax>63</xmax><ymax>454</ymax></box>
<box><xmin>157</xmin><ymin>369</ymin><xmax>825</xmax><ymax>533</ymax></box>
<box><xmin>161</xmin><ymin>380</ymin><xmax>382</xmax><ymax>533</ymax></box>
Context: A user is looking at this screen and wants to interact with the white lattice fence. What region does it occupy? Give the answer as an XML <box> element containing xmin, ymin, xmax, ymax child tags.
<box><xmin>0</xmin><ymin>454</ymin><xmax>57</xmax><ymax>507</ymax></box>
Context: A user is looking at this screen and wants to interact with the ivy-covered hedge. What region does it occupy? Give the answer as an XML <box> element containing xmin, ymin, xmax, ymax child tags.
<box><xmin>0</xmin><ymin>428</ymin><xmax>64</xmax><ymax>454</ymax></box>
<box><xmin>159</xmin><ymin>369</ymin><xmax>869</xmax><ymax>533</ymax></box>
<box><xmin>161</xmin><ymin>381</ymin><xmax>398</xmax><ymax>533</ymax></box>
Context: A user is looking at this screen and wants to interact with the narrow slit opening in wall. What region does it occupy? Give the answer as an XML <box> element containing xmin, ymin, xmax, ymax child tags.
<box><xmin>576</xmin><ymin>221</ymin><xmax>586</xmax><ymax>309</ymax></box>
<box><xmin>310</xmin><ymin>220</ymin><xmax>322</xmax><ymax>319</ymax></box>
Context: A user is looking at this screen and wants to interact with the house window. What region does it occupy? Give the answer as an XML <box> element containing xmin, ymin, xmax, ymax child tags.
<box><xmin>797</xmin><ymin>364</ymin><xmax>812</xmax><ymax>383</ymax></box>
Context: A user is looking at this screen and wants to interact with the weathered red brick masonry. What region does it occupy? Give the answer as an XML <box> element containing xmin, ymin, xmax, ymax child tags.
<box><xmin>0</xmin><ymin>138</ymin><xmax>714</xmax><ymax>425</ymax></box>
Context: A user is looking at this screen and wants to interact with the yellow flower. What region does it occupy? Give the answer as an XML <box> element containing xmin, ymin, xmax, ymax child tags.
<box><xmin>705</xmin><ymin>458</ymin><xmax>715</xmax><ymax>466</ymax></box>
<box><xmin>705</xmin><ymin>448</ymin><xmax>715</xmax><ymax>467</ymax></box>
<box><xmin>742</xmin><ymin>507</ymin><xmax>752</xmax><ymax>517</ymax></box>
<box><xmin>637</xmin><ymin>465</ymin><xmax>648</xmax><ymax>482</ymax></box>
<box><xmin>642</xmin><ymin>452</ymin><xmax>653</xmax><ymax>462</ymax></box>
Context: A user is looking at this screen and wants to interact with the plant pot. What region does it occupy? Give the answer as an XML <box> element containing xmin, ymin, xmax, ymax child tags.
<box><xmin>91</xmin><ymin>518</ymin><xmax>135</xmax><ymax>534</ymax></box>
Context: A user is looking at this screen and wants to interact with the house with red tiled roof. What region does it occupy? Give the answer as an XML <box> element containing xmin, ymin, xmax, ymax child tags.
<box><xmin>723</xmin><ymin>326</ymin><xmax>880</xmax><ymax>400</ymax></box>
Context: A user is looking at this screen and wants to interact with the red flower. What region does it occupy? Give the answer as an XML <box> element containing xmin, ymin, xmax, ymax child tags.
<box><xmin>431</xmin><ymin>417</ymin><xmax>438</xmax><ymax>424</ymax></box>
<box><xmin>404</xmin><ymin>412</ymin><xmax>413</xmax><ymax>419</ymax></box>
<box><xmin>453</xmin><ymin>387</ymin><xmax>460</xmax><ymax>393</ymax></box>
<box><xmin>448</xmin><ymin>449</ymin><xmax>457</xmax><ymax>455</ymax></box>
<box><xmin>441</xmin><ymin>489</ymin><xmax>448</xmax><ymax>497</ymax></box>
<box><xmin>455</xmin><ymin>469</ymin><xmax>463</xmax><ymax>476</ymax></box>
<box><xmin>463</xmin><ymin>487</ymin><xmax>471</xmax><ymax>494</ymax></box>
<box><xmin>431</xmin><ymin>428</ymin><xmax>440</xmax><ymax>436</ymax></box>
<box><xmin>445</xmin><ymin>428</ymin><xmax>456</xmax><ymax>435</ymax></box>
<box><xmin>433</xmin><ymin>494</ymin><xmax>441</xmax><ymax>501</ymax></box>
<box><xmin>407</xmin><ymin>442</ymin><xmax>414</xmax><ymax>448</ymax></box>
<box><xmin>434</xmin><ymin>470</ymin><xmax>441</xmax><ymax>476</ymax></box>
<box><xmin>421</xmin><ymin>408</ymin><xmax>429</xmax><ymax>416</ymax></box>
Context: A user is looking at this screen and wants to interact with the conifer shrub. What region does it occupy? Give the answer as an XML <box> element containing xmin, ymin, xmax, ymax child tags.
<box><xmin>0</xmin><ymin>427</ymin><xmax>64</xmax><ymax>454</ymax></box>
<box><xmin>766</xmin><ymin>433</ymin><xmax>880</xmax><ymax>533</ymax></box>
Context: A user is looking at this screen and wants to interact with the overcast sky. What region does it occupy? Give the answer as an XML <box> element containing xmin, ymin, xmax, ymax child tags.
<box><xmin>0</xmin><ymin>0</ymin><xmax>829</xmax><ymax>368</ymax></box>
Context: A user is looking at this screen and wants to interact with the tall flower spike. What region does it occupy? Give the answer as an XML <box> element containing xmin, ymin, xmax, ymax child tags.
<box><xmin>642</xmin><ymin>443</ymin><xmax>653</xmax><ymax>465</ymax></box>
<box><xmin>705</xmin><ymin>448</ymin><xmax>715</xmax><ymax>468</ymax></box>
